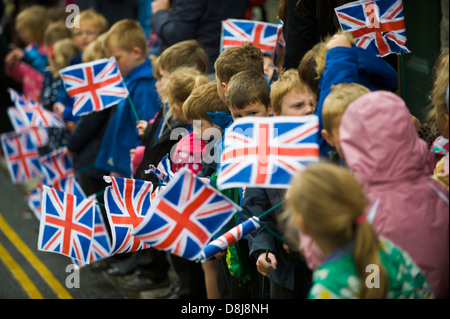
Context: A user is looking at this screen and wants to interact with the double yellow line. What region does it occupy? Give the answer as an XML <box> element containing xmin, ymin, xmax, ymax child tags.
<box><xmin>0</xmin><ymin>213</ymin><xmax>72</xmax><ymax>299</ymax></box>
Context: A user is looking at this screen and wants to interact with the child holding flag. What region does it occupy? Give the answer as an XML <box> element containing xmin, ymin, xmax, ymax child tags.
<box><xmin>243</xmin><ymin>69</ymin><xmax>317</xmax><ymax>299</ymax></box>
<box><xmin>214</xmin><ymin>69</ymin><xmax>271</xmax><ymax>299</ymax></box>
<box><xmin>95</xmin><ymin>19</ymin><xmax>161</xmax><ymax>178</ymax></box>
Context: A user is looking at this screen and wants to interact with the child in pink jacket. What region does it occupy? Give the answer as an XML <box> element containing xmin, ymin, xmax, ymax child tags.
<box><xmin>339</xmin><ymin>91</ymin><xmax>449</xmax><ymax>299</ymax></box>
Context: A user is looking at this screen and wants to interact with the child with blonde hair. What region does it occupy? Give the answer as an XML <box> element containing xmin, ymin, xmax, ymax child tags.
<box><xmin>176</xmin><ymin>82</ymin><xmax>228</xmax><ymax>299</ymax></box>
<box><xmin>95</xmin><ymin>19</ymin><xmax>160</xmax><ymax>178</ymax></box>
<box><xmin>285</xmin><ymin>162</ymin><xmax>433</xmax><ymax>299</ymax></box>
<box><xmin>301</xmin><ymin>31</ymin><xmax>398</xmax><ymax>158</ymax></box>
<box><xmin>124</xmin><ymin>67</ymin><xmax>210</xmax><ymax>298</ymax></box>
<box><xmin>321</xmin><ymin>83</ymin><xmax>370</xmax><ymax>163</ymax></box>
<box><xmin>81</xmin><ymin>33</ymin><xmax>109</xmax><ymax>63</ymax></box>
<box><xmin>46</xmin><ymin>38</ymin><xmax>78</xmax><ymax>123</ymax></box>
<box><xmin>270</xmin><ymin>68</ymin><xmax>317</xmax><ymax>117</ymax></box>
<box><xmin>5</xmin><ymin>5</ymin><xmax>49</xmax><ymax>101</ymax></box>
<box><xmin>428</xmin><ymin>50</ymin><xmax>449</xmax><ymax>189</ymax></box>
<box><xmin>70</xmin><ymin>8</ymin><xmax>108</xmax><ymax>65</ymax></box>
<box><xmin>37</xmin><ymin>38</ymin><xmax>78</xmax><ymax>157</ymax></box>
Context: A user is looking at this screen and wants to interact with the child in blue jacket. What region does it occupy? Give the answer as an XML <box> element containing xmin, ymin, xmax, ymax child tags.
<box><xmin>313</xmin><ymin>32</ymin><xmax>398</xmax><ymax>157</ymax></box>
<box><xmin>95</xmin><ymin>19</ymin><xmax>161</xmax><ymax>177</ymax></box>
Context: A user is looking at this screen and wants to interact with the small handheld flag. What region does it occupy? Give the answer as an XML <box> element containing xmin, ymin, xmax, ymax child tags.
<box><xmin>103</xmin><ymin>176</ymin><xmax>153</xmax><ymax>254</ymax></box>
<box><xmin>217</xmin><ymin>116</ymin><xmax>320</xmax><ymax>190</ymax></box>
<box><xmin>201</xmin><ymin>217</ymin><xmax>260</xmax><ymax>260</ymax></box>
<box><xmin>221</xmin><ymin>19</ymin><xmax>279</xmax><ymax>54</ymax></box>
<box><xmin>1</xmin><ymin>131</ymin><xmax>43</xmax><ymax>184</ymax></box>
<box><xmin>132</xmin><ymin>168</ymin><xmax>239</xmax><ymax>261</ymax></box>
<box><xmin>38</xmin><ymin>186</ymin><xmax>95</xmax><ymax>263</ymax></box>
<box><xmin>59</xmin><ymin>57</ymin><xmax>129</xmax><ymax>117</ymax></box>
<box><xmin>334</xmin><ymin>0</ymin><xmax>410</xmax><ymax>57</ymax></box>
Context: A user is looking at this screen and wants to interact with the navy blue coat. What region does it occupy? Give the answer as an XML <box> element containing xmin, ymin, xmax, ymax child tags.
<box><xmin>150</xmin><ymin>0</ymin><xmax>248</xmax><ymax>74</ymax></box>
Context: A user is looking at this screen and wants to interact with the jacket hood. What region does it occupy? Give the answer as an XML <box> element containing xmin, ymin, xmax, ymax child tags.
<box><xmin>340</xmin><ymin>91</ymin><xmax>433</xmax><ymax>187</ymax></box>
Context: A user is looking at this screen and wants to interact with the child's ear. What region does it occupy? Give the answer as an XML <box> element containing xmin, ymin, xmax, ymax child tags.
<box><xmin>221</xmin><ymin>81</ymin><xmax>228</xmax><ymax>93</ymax></box>
<box><xmin>133</xmin><ymin>46</ymin><xmax>142</xmax><ymax>58</ymax></box>
<box><xmin>321</xmin><ymin>129</ymin><xmax>335</xmax><ymax>147</ymax></box>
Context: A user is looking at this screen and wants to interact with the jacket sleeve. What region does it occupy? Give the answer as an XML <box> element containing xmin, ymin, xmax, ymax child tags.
<box><xmin>67</xmin><ymin>109</ymin><xmax>111</xmax><ymax>154</ymax></box>
<box><xmin>316</xmin><ymin>46</ymin><xmax>359</xmax><ymax>156</ymax></box>
<box><xmin>243</xmin><ymin>188</ymin><xmax>277</xmax><ymax>259</ymax></box>
<box><xmin>132</xmin><ymin>78</ymin><xmax>161</xmax><ymax>123</ymax></box>
<box><xmin>22</xmin><ymin>47</ymin><xmax>48</xmax><ymax>74</ymax></box>
<box><xmin>150</xmin><ymin>0</ymin><xmax>207</xmax><ymax>46</ymax></box>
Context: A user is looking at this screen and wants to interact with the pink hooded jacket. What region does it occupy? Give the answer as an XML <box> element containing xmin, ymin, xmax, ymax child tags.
<box><xmin>340</xmin><ymin>91</ymin><xmax>449</xmax><ymax>299</ymax></box>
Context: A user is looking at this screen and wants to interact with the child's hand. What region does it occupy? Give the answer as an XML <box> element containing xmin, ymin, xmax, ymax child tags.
<box><xmin>152</xmin><ymin>0</ymin><xmax>171</xmax><ymax>13</ymax></box>
<box><xmin>53</xmin><ymin>102</ymin><xmax>65</xmax><ymax>119</ymax></box>
<box><xmin>256</xmin><ymin>251</ymin><xmax>277</xmax><ymax>276</ymax></box>
<box><xmin>66</xmin><ymin>121</ymin><xmax>76</xmax><ymax>132</ymax></box>
<box><xmin>326</xmin><ymin>34</ymin><xmax>351</xmax><ymax>51</ymax></box>
<box><xmin>5</xmin><ymin>48</ymin><xmax>24</xmax><ymax>66</ymax></box>
<box><xmin>214</xmin><ymin>251</ymin><xmax>227</xmax><ymax>260</ymax></box>
<box><xmin>136</xmin><ymin>120</ymin><xmax>148</xmax><ymax>137</ymax></box>
<box><xmin>130</xmin><ymin>148</ymin><xmax>136</xmax><ymax>159</ymax></box>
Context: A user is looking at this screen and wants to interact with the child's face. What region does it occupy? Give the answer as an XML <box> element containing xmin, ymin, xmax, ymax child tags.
<box><xmin>16</xmin><ymin>21</ymin><xmax>33</xmax><ymax>44</ymax></box>
<box><xmin>108</xmin><ymin>40</ymin><xmax>142</xmax><ymax>77</ymax></box>
<box><xmin>228</xmin><ymin>102</ymin><xmax>270</xmax><ymax>121</ymax></box>
<box><xmin>72</xmin><ymin>20</ymin><xmax>100</xmax><ymax>52</ymax></box>
<box><xmin>322</xmin><ymin>115</ymin><xmax>344</xmax><ymax>160</ymax></box>
<box><xmin>263</xmin><ymin>56</ymin><xmax>275</xmax><ymax>82</ymax></box>
<box><xmin>277</xmin><ymin>90</ymin><xmax>317</xmax><ymax>117</ymax></box>
<box><xmin>155</xmin><ymin>67</ymin><xmax>170</xmax><ymax>99</ymax></box>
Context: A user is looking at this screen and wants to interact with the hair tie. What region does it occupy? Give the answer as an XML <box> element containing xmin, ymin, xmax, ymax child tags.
<box><xmin>355</xmin><ymin>214</ymin><xmax>367</xmax><ymax>226</ymax></box>
<box><xmin>49</xmin><ymin>44</ymin><xmax>55</xmax><ymax>60</ymax></box>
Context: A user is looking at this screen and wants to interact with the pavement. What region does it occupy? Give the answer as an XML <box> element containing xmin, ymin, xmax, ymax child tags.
<box><xmin>0</xmin><ymin>155</ymin><xmax>178</xmax><ymax>299</ymax></box>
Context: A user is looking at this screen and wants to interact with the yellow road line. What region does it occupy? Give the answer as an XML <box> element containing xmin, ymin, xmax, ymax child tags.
<box><xmin>0</xmin><ymin>242</ymin><xmax>44</xmax><ymax>299</ymax></box>
<box><xmin>0</xmin><ymin>213</ymin><xmax>73</xmax><ymax>299</ymax></box>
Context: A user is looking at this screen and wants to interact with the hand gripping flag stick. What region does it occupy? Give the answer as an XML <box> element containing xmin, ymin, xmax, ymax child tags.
<box><xmin>197</xmin><ymin>199</ymin><xmax>286</xmax><ymax>262</ymax></box>
<box><xmin>200</xmin><ymin>216</ymin><xmax>261</xmax><ymax>261</ymax></box>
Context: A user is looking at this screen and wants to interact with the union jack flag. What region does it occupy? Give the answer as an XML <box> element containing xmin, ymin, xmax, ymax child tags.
<box><xmin>8</xmin><ymin>89</ymin><xmax>65</xmax><ymax>128</ymax></box>
<box><xmin>201</xmin><ymin>217</ymin><xmax>260</xmax><ymax>260</ymax></box>
<box><xmin>8</xmin><ymin>88</ymin><xmax>40</xmax><ymax>108</ymax></box>
<box><xmin>145</xmin><ymin>154</ymin><xmax>173</xmax><ymax>184</ymax></box>
<box><xmin>221</xmin><ymin>19</ymin><xmax>278</xmax><ymax>54</ymax></box>
<box><xmin>1</xmin><ymin>131</ymin><xmax>43</xmax><ymax>184</ymax></box>
<box><xmin>72</xmin><ymin>203</ymin><xmax>112</xmax><ymax>267</ymax></box>
<box><xmin>217</xmin><ymin>116</ymin><xmax>320</xmax><ymax>190</ymax></box>
<box><xmin>40</xmin><ymin>148</ymin><xmax>75</xmax><ymax>185</ymax></box>
<box><xmin>27</xmin><ymin>176</ymin><xmax>85</xmax><ymax>220</ymax></box>
<box><xmin>7</xmin><ymin>106</ymin><xmax>29</xmax><ymax>132</ymax></box>
<box><xmin>272</xmin><ymin>20</ymin><xmax>286</xmax><ymax>65</ymax></box>
<box><xmin>103</xmin><ymin>176</ymin><xmax>152</xmax><ymax>254</ymax></box>
<box><xmin>335</xmin><ymin>0</ymin><xmax>410</xmax><ymax>57</ymax></box>
<box><xmin>59</xmin><ymin>57</ymin><xmax>129</xmax><ymax>117</ymax></box>
<box><xmin>18</xmin><ymin>105</ymin><xmax>64</xmax><ymax>128</ymax></box>
<box><xmin>132</xmin><ymin>168</ymin><xmax>239</xmax><ymax>261</ymax></box>
<box><xmin>38</xmin><ymin>186</ymin><xmax>95</xmax><ymax>263</ymax></box>
<box><xmin>27</xmin><ymin>184</ymin><xmax>44</xmax><ymax>220</ymax></box>
<box><xmin>7</xmin><ymin>107</ymin><xmax>49</xmax><ymax>147</ymax></box>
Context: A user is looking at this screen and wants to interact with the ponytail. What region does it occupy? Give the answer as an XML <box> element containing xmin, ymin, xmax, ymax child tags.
<box><xmin>354</xmin><ymin>222</ymin><xmax>389</xmax><ymax>299</ymax></box>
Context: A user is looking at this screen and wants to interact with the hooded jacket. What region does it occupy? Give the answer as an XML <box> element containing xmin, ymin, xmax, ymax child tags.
<box><xmin>95</xmin><ymin>58</ymin><xmax>160</xmax><ymax>177</ymax></box>
<box><xmin>340</xmin><ymin>91</ymin><xmax>449</xmax><ymax>299</ymax></box>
